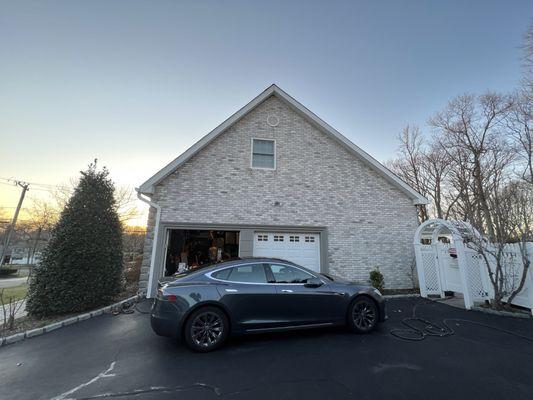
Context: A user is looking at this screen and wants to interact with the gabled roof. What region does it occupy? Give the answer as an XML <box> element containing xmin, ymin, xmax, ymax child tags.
<box><xmin>138</xmin><ymin>84</ymin><xmax>428</xmax><ymax>205</ymax></box>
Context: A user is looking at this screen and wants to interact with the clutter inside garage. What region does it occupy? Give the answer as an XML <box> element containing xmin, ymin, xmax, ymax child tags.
<box><xmin>164</xmin><ymin>230</ymin><xmax>240</xmax><ymax>276</ymax></box>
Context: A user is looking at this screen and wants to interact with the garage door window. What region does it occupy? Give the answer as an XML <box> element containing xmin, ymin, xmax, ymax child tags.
<box><xmin>269</xmin><ymin>264</ymin><xmax>314</xmax><ymax>284</ymax></box>
<box><xmin>252</xmin><ymin>139</ymin><xmax>275</xmax><ymax>169</ymax></box>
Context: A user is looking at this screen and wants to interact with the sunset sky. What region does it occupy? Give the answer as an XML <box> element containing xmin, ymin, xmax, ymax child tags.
<box><xmin>1</xmin><ymin>0</ymin><xmax>532</xmax><ymax>226</ymax></box>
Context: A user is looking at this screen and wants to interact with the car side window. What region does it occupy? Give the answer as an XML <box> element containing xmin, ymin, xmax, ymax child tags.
<box><xmin>211</xmin><ymin>268</ymin><xmax>232</xmax><ymax>281</ymax></box>
<box><xmin>214</xmin><ymin>264</ymin><xmax>267</xmax><ymax>283</ymax></box>
<box><xmin>269</xmin><ymin>264</ymin><xmax>314</xmax><ymax>284</ymax></box>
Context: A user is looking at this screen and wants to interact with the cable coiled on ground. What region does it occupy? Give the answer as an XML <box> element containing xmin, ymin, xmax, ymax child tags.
<box><xmin>389</xmin><ymin>300</ymin><xmax>533</xmax><ymax>342</ymax></box>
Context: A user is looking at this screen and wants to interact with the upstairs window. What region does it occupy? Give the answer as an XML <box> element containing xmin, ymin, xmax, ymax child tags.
<box><xmin>252</xmin><ymin>139</ymin><xmax>275</xmax><ymax>169</ymax></box>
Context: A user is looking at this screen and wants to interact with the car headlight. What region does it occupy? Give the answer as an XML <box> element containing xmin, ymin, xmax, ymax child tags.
<box><xmin>373</xmin><ymin>288</ymin><xmax>382</xmax><ymax>297</ymax></box>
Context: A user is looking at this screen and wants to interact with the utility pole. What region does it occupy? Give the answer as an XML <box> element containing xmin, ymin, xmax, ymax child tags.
<box><xmin>0</xmin><ymin>181</ymin><xmax>30</xmax><ymax>267</ymax></box>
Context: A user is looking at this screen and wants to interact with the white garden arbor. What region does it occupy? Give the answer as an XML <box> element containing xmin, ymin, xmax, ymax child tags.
<box><xmin>414</xmin><ymin>219</ymin><xmax>489</xmax><ymax>310</ymax></box>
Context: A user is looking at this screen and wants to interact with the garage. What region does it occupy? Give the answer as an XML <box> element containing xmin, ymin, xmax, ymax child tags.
<box><xmin>253</xmin><ymin>232</ymin><xmax>321</xmax><ymax>272</ymax></box>
<box><xmin>164</xmin><ymin>229</ymin><xmax>240</xmax><ymax>276</ymax></box>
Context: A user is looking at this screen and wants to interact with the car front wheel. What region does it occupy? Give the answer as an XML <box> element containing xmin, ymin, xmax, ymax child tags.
<box><xmin>348</xmin><ymin>297</ymin><xmax>378</xmax><ymax>333</ymax></box>
<box><xmin>183</xmin><ymin>306</ymin><xmax>229</xmax><ymax>352</ymax></box>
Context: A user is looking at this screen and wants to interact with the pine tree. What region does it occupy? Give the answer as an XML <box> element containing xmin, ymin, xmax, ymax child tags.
<box><xmin>27</xmin><ymin>162</ymin><xmax>123</xmax><ymax>316</ymax></box>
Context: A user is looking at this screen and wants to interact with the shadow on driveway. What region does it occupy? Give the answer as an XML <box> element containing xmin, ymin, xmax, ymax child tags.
<box><xmin>1</xmin><ymin>297</ymin><xmax>533</xmax><ymax>400</ymax></box>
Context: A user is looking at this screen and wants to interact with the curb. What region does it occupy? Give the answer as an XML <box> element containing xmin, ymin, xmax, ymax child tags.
<box><xmin>0</xmin><ymin>295</ymin><xmax>141</xmax><ymax>348</ymax></box>
<box><xmin>383</xmin><ymin>294</ymin><xmax>420</xmax><ymax>299</ymax></box>
<box><xmin>472</xmin><ymin>306</ymin><xmax>532</xmax><ymax>319</ymax></box>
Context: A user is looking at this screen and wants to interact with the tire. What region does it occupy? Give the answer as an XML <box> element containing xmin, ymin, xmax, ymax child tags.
<box><xmin>183</xmin><ymin>306</ymin><xmax>229</xmax><ymax>352</ymax></box>
<box><xmin>347</xmin><ymin>297</ymin><xmax>378</xmax><ymax>333</ymax></box>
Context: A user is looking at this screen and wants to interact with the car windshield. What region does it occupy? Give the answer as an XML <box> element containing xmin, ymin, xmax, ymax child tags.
<box><xmin>320</xmin><ymin>273</ymin><xmax>343</xmax><ymax>282</ymax></box>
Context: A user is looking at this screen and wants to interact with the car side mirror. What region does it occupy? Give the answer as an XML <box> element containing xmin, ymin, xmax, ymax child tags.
<box><xmin>304</xmin><ymin>277</ymin><xmax>324</xmax><ymax>288</ymax></box>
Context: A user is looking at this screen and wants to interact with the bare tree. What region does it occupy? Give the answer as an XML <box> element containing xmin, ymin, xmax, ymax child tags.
<box><xmin>387</xmin><ymin>125</ymin><xmax>430</xmax><ymax>221</ymax></box>
<box><xmin>1</xmin><ymin>288</ymin><xmax>26</xmax><ymax>333</ymax></box>
<box><xmin>507</xmin><ymin>91</ymin><xmax>532</xmax><ymax>184</ymax></box>
<box><xmin>422</xmin><ymin>141</ymin><xmax>450</xmax><ymax>219</ymax></box>
<box><xmin>440</xmin><ymin>145</ymin><xmax>476</xmax><ymax>221</ymax></box>
<box><xmin>502</xmin><ymin>181</ymin><xmax>533</xmax><ymax>306</ymax></box>
<box><xmin>26</xmin><ymin>198</ymin><xmax>59</xmax><ymax>265</ymax></box>
<box><xmin>465</xmin><ymin>181</ymin><xmax>533</xmax><ymax>310</ymax></box>
<box><xmin>52</xmin><ymin>180</ymin><xmax>140</xmax><ymax>225</ymax></box>
<box><xmin>430</xmin><ymin>93</ymin><xmax>514</xmax><ymax>239</ymax></box>
<box><xmin>114</xmin><ymin>186</ymin><xmax>142</xmax><ymax>225</ymax></box>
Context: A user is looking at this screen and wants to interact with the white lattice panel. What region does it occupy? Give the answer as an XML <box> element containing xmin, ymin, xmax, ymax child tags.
<box><xmin>421</xmin><ymin>248</ymin><xmax>440</xmax><ymax>294</ymax></box>
<box><xmin>501</xmin><ymin>250</ymin><xmax>523</xmax><ymax>296</ymax></box>
<box><xmin>464</xmin><ymin>250</ymin><xmax>488</xmax><ymax>299</ymax></box>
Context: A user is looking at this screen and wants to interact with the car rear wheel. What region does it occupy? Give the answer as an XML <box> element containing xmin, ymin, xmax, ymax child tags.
<box><xmin>348</xmin><ymin>297</ymin><xmax>378</xmax><ymax>333</ymax></box>
<box><xmin>184</xmin><ymin>307</ymin><xmax>229</xmax><ymax>352</ymax></box>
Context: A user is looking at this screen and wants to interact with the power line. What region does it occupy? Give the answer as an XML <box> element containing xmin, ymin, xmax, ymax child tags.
<box><xmin>0</xmin><ymin>177</ymin><xmax>72</xmax><ymax>192</ymax></box>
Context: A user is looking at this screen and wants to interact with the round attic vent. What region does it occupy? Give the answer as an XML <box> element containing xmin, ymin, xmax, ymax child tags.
<box><xmin>267</xmin><ymin>115</ymin><xmax>279</xmax><ymax>127</ymax></box>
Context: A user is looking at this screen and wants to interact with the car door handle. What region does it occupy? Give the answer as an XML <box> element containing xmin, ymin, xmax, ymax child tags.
<box><xmin>225</xmin><ymin>289</ymin><xmax>238</xmax><ymax>293</ymax></box>
<box><xmin>281</xmin><ymin>289</ymin><xmax>293</xmax><ymax>293</ymax></box>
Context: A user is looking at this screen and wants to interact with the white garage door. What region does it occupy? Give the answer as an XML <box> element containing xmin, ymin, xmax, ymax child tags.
<box><xmin>253</xmin><ymin>232</ymin><xmax>321</xmax><ymax>273</ymax></box>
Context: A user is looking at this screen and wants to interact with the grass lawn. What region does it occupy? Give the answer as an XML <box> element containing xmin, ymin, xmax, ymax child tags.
<box><xmin>1</xmin><ymin>284</ymin><xmax>28</xmax><ymax>302</ymax></box>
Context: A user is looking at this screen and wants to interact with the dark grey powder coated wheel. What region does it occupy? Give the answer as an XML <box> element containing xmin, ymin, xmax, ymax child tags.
<box><xmin>184</xmin><ymin>307</ymin><xmax>229</xmax><ymax>352</ymax></box>
<box><xmin>349</xmin><ymin>297</ymin><xmax>378</xmax><ymax>333</ymax></box>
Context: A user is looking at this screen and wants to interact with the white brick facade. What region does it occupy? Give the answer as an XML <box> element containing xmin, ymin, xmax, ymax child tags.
<box><xmin>139</xmin><ymin>94</ymin><xmax>420</xmax><ymax>294</ymax></box>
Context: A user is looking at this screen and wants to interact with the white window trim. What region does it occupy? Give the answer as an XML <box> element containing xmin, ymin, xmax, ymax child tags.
<box><xmin>250</xmin><ymin>138</ymin><xmax>276</xmax><ymax>170</ymax></box>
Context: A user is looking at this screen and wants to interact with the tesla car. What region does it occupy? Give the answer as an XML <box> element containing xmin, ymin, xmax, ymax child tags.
<box><xmin>151</xmin><ymin>257</ymin><xmax>386</xmax><ymax>352</ymax></box>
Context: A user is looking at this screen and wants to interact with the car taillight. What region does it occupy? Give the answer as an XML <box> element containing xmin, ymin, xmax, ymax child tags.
<box><xmin>166</xmin><ymin>294</ymin><xmax>177</xmax><ymax>302</ymax></box>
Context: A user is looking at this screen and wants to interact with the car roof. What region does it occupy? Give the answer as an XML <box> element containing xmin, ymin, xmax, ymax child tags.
<box><xmin>214</xmin><ymin>257</ymin><xmax>298</xmax><ymax>268</ymax></box>
<box><xmin>191</xmin><ymin>257</ymin><xmax>301</xmax><ymax>274</ymax></box>
<box><xmin>163</xmin><ymin>257</ymin><xmax>322</xmax><ymax>286</ymax></box>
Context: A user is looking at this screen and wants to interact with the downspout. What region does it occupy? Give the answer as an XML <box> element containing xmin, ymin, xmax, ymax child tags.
<box><xmin>136</xmin><ymin>189</ymin><xmax>162</xmax><ymax>299</ymax></box>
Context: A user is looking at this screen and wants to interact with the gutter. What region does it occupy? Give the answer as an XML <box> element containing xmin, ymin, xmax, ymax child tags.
<box><xmin>136</xmin><ymin>189</ymin><xmax>162</xmax><ymax>298</ymax></box>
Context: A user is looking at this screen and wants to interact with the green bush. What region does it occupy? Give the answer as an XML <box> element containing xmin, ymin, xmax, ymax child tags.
<box><xmin>369</xmin><ymin>267</ymin><xmax>384</xmax><ymax>292</ymax></box>
<box><xmin>27</xmin><ymin>162</ymin><xmax>123</xmax><ymax>316</ymax></box>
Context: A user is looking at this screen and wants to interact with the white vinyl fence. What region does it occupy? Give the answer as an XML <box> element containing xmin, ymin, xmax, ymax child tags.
<box><xmin>414</xmin><ymin>219</ymin><xmax>533</xmax><ymax>314</ymax></box>
<box><xmin>486</xmin><ymin>242</ymin><xmax>533</xmax><ymax>311</ymax></box>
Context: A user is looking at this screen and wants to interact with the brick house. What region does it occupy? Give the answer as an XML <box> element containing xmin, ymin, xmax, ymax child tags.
<box><xmin>137</xmin><ymin>85</ymin><xmax>427</xmax><ymax>297</ymax></box>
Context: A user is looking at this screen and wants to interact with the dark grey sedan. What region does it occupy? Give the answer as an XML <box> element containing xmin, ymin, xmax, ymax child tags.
<box><xmin>151</xmin><ymin>258</ymin><xmax>386</xmax><ymax>352</ymax></box>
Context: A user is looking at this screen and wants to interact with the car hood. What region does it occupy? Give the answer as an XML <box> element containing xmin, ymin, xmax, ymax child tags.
<box><xmin>321</xmin><ymin>273</ymin><xmax>370</xmax><ymax>287</ymax></box>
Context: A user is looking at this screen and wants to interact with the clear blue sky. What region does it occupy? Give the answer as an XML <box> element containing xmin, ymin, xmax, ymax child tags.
<box><xmin>1</xmin><ymin>0</ymin><xmax>532</xmax><ymax>222</ymax></box>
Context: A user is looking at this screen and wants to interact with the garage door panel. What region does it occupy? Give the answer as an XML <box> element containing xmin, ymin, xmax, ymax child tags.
<box><xmin>253</xmin><ymin>232</ymin><xmax>320</xmax><ymax>273</ymax></box>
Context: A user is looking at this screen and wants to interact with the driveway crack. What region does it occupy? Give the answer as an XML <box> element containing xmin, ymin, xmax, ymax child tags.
<box><xmin>50</xmin><ymin>361</ymin><xmax>117</xmax><ymax>400</ymax></box>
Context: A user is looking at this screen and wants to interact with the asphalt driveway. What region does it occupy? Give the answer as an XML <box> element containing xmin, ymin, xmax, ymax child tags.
<box><xmin>1</xmin><ymin>297</ymin><xmax>533</xmax><ymax>400</ymax></box>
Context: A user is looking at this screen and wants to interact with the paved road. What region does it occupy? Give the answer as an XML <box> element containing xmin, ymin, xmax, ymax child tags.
<box><xmin>1</xmin><ymin>297</ymin><xmax>533</xmax><ymax>400</ymax></box>
<box><xmin>0</xmin><ymin>277</ymin><xmax>27</xmax><ymax>289</ymax></box>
